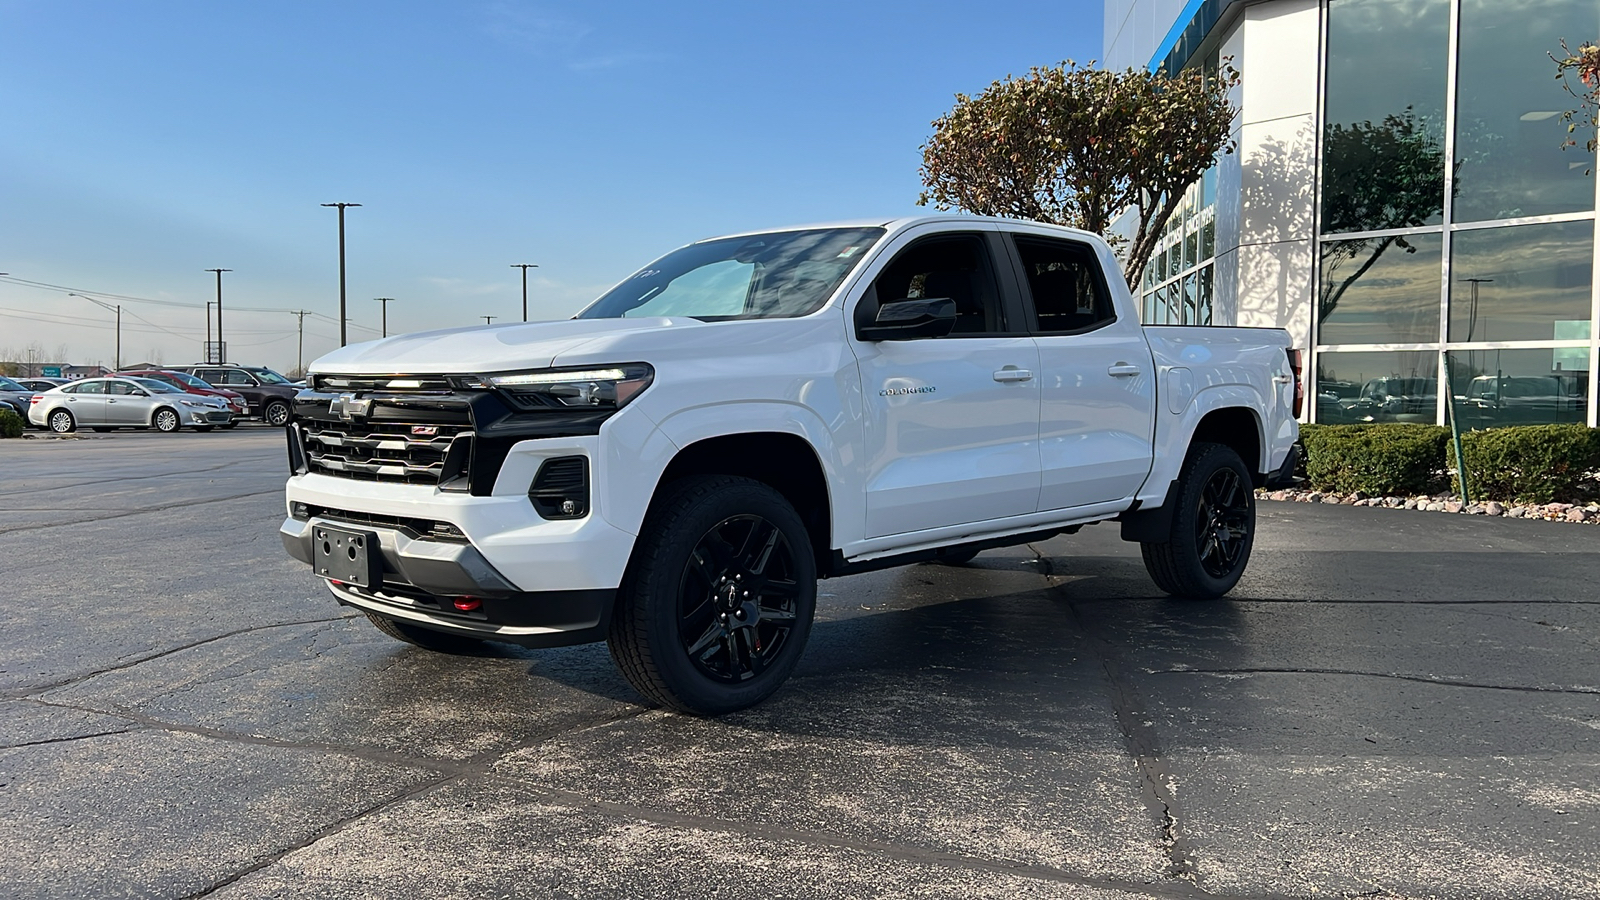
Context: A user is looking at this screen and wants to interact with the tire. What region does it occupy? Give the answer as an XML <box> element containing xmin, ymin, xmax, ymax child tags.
<box><xmin>608</xmin><ymin>475</ymin><xmax>817</xmax><ymax>715</ymax></box>
<box><xmin>1140</xmin><ymin>442</ymin><xmax>1255</xmax><ymax>600</ymax></box>
<box><xmin>48</xmin><ymin>409</ymin><xmax>75</xmax><ymax>434</ymax></box>
<box><xmin>153</xmin><ymin>407</ymin><xmax>181</xmax><ymax>433</ymax></box>
<box><xmin>363</xmin><ymin>611</ymin><xmax>486</xmax><ymax>654</ymax></box>
<box><xmin>264</xmin><ymin>400</ymin><xmax>291</xmax><ymax>427</ymax></box>
<box><xmin>933</xmin><ymin>546</ymin><xmax>981</xmax><ymax>565</ymax></box>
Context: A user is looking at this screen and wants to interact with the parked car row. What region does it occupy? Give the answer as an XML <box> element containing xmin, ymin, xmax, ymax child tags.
<box><xmin>2</xmin><ymin>363</ymin><xmax>301</xmax><ymax>434</ymax></box>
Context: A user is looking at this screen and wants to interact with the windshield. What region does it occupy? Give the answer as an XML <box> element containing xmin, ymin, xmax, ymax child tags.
<box><xmin>0</xmin><ymin>376</ymin><xmax>24</xmax><ymax>391</ymax></box>
<box><xmin>578</xmin><ymin>227</ymin><xmax>885</xmax><ymax>321</ymax></box>
<box><xmin>246</xmin><ymin>367</ymin><xmax>292</xmax><ymax>385</ymax></box>
<box><xmin>163</xmin><ymin>371</ymin><xmax>210</xmax><ymax>388</ymax></box>
<box><xmin>131</xmin><ymin>378</ymin><xmax>183</xmax><ymax>394</ymax></box>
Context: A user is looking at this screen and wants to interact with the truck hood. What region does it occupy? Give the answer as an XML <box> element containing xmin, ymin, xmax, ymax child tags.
<box><xmin>309</xmin><ymin>317</ymin><xmax>697</xmax><ymax>374</ymax></box>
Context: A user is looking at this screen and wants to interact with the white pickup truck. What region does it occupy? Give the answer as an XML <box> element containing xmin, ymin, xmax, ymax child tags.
<box><xmin>281</xmin><ymin>216</ymin><xmax>1301</xmax><ymax>714</ymax></box>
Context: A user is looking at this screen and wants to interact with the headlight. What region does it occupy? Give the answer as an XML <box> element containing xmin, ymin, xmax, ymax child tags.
<box><xmin>180</xmin><ymin>399</ymin><xmax>203</xmax><ymax>407</ymax></box>
<box><xmin>458</xmin><ymin>364</ymin><xmax>654</xmax><ymax>412</ymax></box>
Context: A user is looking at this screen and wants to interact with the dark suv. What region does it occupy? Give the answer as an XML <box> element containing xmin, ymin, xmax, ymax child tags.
<box><xmin>170</xmin><ymin>364</ymin><xmax>299</xmax><ymax>426</ymax></box>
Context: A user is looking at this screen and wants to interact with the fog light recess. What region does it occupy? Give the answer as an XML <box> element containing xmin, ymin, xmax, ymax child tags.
<box><xmin>529</xmin><ymin>456</ymin><xmax>589</xmax><ymax>520</ymax></box>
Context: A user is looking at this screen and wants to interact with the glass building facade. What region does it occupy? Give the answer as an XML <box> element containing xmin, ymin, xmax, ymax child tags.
<box><xmin>1315</xmin><ymin>0</ymin><xmax>1597</xmax><ymax>428</ymax></box>
<box><xmin>1109</xmin><ymin>0</ymin><xmax>1599</xmax><ymax>427</ymax></box>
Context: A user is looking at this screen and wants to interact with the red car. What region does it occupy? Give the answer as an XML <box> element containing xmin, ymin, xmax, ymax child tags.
<box><xmin>116</xmin><ymin>369</ymin><xmax>249</xmax><ymax>426</ymax></box>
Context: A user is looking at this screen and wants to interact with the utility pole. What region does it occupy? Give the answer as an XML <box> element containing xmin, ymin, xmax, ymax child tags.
<box><xmin>205</xmin><ymin>268</ymin><xmax>231</xmax><ymax>363</ymax></box>
<box><xmin>510</xmin><ymin>263</ymin><xmax>538</xmax><ymax>322</ymax></box>
<box><xmin>481</xmin><ymin>315</ymin><xmax>497</xmax><ymax>325</ymax></box>
<box><xmin>374</xmin><ymin>298</ymin><xmax>394</xmax><ymax>337</ymax></box>
<box><xmin>321</xmin><ymin>202</ymin><xmax>361</xmax><ymax>346</ymax></box>
<box><xmin>70</xmin><ymin>293</ymin><xmax>121</xmax><ymax>371</ymax></box>
<box><xmin>290</xmin><ymin>310</ymin><xmax>311</xmax><ymax>376</ymax></box>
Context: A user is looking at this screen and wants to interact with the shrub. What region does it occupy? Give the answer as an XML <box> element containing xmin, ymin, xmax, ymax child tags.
<box><xmin>0</xmin><ymin>407</ymin><xmax>23</xmax><ymax>439</ymax></box>
<box><xmin>1456</xmin><ymin>425</ymin><xmax>1600</xmax><ymax>504</ymax></box>
<box><xmin>1300</xmin><ymin>423</ymin><xmax>1450</xmax><ymax>496</ymax></box>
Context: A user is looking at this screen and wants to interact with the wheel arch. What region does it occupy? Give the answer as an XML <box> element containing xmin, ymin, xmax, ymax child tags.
<box><xmin>652</xmin><ymin>431</ymin><xmax>833</xmax><ymax>572</ymax></box>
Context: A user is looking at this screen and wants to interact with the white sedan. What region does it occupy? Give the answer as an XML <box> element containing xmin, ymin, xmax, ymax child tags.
<box><xmin>28</xmin><ymin>377</ymin><xmax>233</xmax><ymax>433</ymax></box>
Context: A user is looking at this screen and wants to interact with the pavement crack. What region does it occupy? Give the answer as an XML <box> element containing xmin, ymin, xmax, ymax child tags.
<box><xmin>488</xmin><ymin>775</ymin><xmax>1233</xmax><ymax>900</ymax></box>
<box><xmin>0</xmin><ymin>727</ymin><xmax>141</xmax><ymax>750</ymax></box>
<box><xmin>178</xmin><ymin>772</ymin><xmax>469</xmax><ymax>899</ymax></box>
<box><xmin>1155</xmin><ymin>667</ymin><xmax>1600</xmax><ymax>696</ymax></box>
<box><xmin>2</xmin><ymin>615</ymin><xmax>356</xmax><ymax>698</ymax></box>
<box><xmin>1029</xmin><ymin>545</ymin><xmax>1198</xmax><ymax>884</ymax></box>
<box><xmin>0</xmin><ymin>489</ymin><xmax>282</xmax><ymax>535</ymax></box>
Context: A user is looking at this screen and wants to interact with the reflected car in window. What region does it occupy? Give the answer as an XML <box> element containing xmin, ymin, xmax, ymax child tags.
<box><xmin>1457</xmin><ymin>375</ymin><xmax>1587</xmax><ymax>428</ymax></box>
<box><xmin>27</xmin><ymin>377</ymin><xmax>232</xmax><ymax>434</ymax></box>
<box><xmin>1347</xmin><ymin>376</ymin><xmax>1438</xmax><ymax>423</ymax></box>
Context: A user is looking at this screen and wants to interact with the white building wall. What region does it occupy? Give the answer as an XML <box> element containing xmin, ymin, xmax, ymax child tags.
<box><xmin>1230</xmin><ymin>0</ymin><xmax>1319</xmax><ymax>351</ymax></box>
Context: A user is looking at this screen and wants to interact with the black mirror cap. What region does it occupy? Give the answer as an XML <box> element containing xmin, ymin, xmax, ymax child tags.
<box><xmin>856</xmin><ymin>297</ymin><xmax>957</xmax><ymax>342</ymax></box>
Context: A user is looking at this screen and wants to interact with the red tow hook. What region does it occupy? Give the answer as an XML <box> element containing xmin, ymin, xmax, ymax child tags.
<box><xmin>453</xmin><ymin>597</ymin><xmax>481</xmax><ymax>611</ymax></box>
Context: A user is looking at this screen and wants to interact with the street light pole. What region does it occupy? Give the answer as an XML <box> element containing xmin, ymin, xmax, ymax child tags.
<box><xmin>70</xmin><ymin>293</ymin><xmax>121</xmax><ymax>371</ymax></box>
<box><xmin>205</xmin><ymin>268</ymin><xmax>231</xmax><ymax>363</ymax></box>
<box><xmin>321</xmin><ymin>202</ymin><xmax>362</xmax><ymax>346</ymax></box>
<box><xmin>374</xmin><ymin>298</ymin><xmax>394</xmax><ymax>337</ymax></box>
<box><xmin>510</xmin><ymin>263</ymin><xmax>538</xmax><ymax>322</ymax></box>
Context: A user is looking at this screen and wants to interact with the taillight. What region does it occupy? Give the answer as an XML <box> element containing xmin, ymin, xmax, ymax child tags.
<box><xmin>29</xmin><ymin>396</ymin><xmax>40</xmax><ymax>404</ymax></box>
<box><xmin>1287</xmin><ymin>348</ymin><xmax>1304</xmax><ymax>418</ymax></box>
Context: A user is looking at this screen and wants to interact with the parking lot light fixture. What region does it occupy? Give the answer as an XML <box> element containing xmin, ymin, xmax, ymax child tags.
<box><xmin>321</xmin><ymin>203</ymin><xmax>362</xmax><ymax>346</ymax></box>
<box><xmin>511</xmin><ymin>264</ymin><xmax>538</xmax><ymax>322</ymax></box>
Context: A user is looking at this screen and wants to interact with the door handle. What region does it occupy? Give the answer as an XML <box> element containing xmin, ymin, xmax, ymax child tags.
<box><xmin>993</xmin><ymin>366</ymin><xmax>1033</xmax><ymax>383</ymax></box>
<box><xmin>107</xmin><ymin>399</ymin><xmax>118</xmax><ymax>404</ymax></box>
<box><xmin>1108</xmin><ymin>364</ymin><xmax>1142</xmax><ymax>377</ymax></box>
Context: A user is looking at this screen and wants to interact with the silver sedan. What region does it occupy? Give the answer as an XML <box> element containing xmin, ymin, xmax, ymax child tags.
<box><xmin>28</xmin><ymin>377</ymin><xmax>233</xmax><ymax>434</ymax></box>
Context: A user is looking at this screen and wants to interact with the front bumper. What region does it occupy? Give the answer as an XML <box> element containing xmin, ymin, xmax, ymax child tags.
<box><xmin>281</xmin><ymin>514</ymin><xmax>615</xmax><ymax>647</ymax></box>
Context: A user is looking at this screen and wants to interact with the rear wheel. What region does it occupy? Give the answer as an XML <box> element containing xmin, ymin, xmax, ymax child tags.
<box><xmin>1140</xmin><ymin>442</ymin><xmax>1255</xmax><ymax>599</ymax></box>
<box><xmin>608</xmin><ymin>475</ymin><xmax>816</xmax><ymax>715</ymax></box>
<box><xmin>363</xmin><ymin>611</ymin><xmax>486</xmax><ymax>653</ymax></box>
<box><xmin>48</xmin><ymin>409</ymin><xmax>75</xmax><ymax>434</ymax></box>
<box><xmin>264</xmin><ymin>400</ymin><xmax>291</xmax><ymax>427</ymax></box>
<box><xmin>153</xmin><ymin>407</ymin><xmax>181</xmax><ymax>433</ymax></box>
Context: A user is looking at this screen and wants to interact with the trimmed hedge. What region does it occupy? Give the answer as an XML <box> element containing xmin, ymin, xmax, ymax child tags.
<box><xmin>1300</xmin><ymin>423</ymin><xmax>1451</xmax><ymax>496</ymax></box>
<box><xmin>1299</xmin><ymin>423</ymin><xmax>1600</xmax><ymax>503</ymax></box>
<box><xmin>0</xmin><ymin>407</ymin><xmax>22</xmax><ymax>439</ymax></box>
<box><xmin>1456</xmin><ymin>425</ymin><xmax>1600</xmax><ymax>504</ymax></box>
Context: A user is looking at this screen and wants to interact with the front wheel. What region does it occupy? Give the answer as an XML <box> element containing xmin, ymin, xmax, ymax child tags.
<box><xmin>608</xmin><ymin>475</ymin><xmax>817</xmax><ymax>716</ymax></box>
<box><xmin>153</xmin><ymin>407</ymin><xmax>181</xmax><ymax>433</ymax></box>
<box><xmin>1140</xmin><ymin>442</ymin><xmax>1255</xmax><ymax>599</ymax></box>
<box><xmin>264</xmin><ymin>400</ymin><xmax>291</xmax><ymax>427</ymax></box>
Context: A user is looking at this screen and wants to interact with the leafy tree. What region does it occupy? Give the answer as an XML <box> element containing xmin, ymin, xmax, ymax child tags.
<box><xmin>1318</xmin><ymin>110</ymin><xmax>1450</xmax><ymax>323</ymax></box>
<box><xmin>1553</xmin><ymin>40</ymin><xmax>1598</xmax><ymax>152</ymax></box>
<box><xmin>918</xmin><ymin>61</ymin><xmax>1238</xmax><ymax>290</ymax></box>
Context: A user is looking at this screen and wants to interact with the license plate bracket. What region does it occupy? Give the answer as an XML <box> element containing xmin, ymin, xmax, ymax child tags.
<box><xmin>312</xmin><ymin>524</ymin><xmax>382</xmax><ymax>588</ymax></box>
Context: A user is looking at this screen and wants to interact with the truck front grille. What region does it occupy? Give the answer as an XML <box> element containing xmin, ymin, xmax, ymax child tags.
<box><xmin>302</xmin><ymin>419</ymin><xmax>472</xmax><ymax>485</ymax></box>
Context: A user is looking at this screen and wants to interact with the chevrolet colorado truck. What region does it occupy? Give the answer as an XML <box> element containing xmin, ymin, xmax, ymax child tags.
<box><xmin>281</xmin><ymin>216</ymin><xmax>1301</xmax><ymax>714</ymax></box>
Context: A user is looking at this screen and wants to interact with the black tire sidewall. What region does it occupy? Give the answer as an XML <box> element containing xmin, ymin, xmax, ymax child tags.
<box><xmin>621</xmin><ymin>477</ymin><xmax>817</xmax><ymax>715</ymax></box>
<box><xmin>265</xmin><ymin>401</ymin><xmax>290</xmax><ymax>426</ymax></box>
<box><xmin>1167</xmin><ymin>443</ymin><xmax>1255</xmax><ymax>598</ymax></box>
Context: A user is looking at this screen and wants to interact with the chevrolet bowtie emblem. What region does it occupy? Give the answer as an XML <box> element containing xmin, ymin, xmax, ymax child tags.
<box><xmin>330</xmin><ymin>393</ymin><xmax>373</xmax><ymax>421</ymax></box>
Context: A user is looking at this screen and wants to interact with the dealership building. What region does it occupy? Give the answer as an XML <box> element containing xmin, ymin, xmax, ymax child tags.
<box><xmin>1103</xmin><ymin>0</ymin><xmax>1598</xmax><ymax>427</ymax></box>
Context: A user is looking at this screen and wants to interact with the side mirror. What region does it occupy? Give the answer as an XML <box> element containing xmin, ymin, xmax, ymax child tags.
<box><xmin>856</xmin><ymin>297</ymin><xmax>958</xmax><ymax>342</ymax></box>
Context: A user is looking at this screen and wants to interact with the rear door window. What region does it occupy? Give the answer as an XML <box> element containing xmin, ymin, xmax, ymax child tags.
<box><xmin>1011</xmin><ymin>236</ymin><xmax>1116</xmax><ymax>334</ymax></box>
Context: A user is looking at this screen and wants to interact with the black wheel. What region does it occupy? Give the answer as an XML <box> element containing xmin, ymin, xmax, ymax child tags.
<box><xmin>153</xmin><ymin>407</ymin><xmax>181</xmax><ymax>433</ymax></box>
<box><xmin>608</xmin><ymin>475</ymin><xmax>817</xmax><ymax>715</ymax></box>
<box><xmin>363</xmin><ymin>611</ymin><xmax>486</xmax><ymax>653</ymax></box>
<box><xmin>1141</xmin><ymin>442</ymin><xmax>1255</xmax><ymax>599</ymax></box>
<box><xmin>933</xmin><ymin>546</ymin><xmax>980</xmax><ymax>565</ymax></box>
<box><xmin>264</xmin><ymin>400</ymin><xmax>291</xmax><ymax>427</ymax></box>
<box><xmin>48</xmin><ymin>409</ymin><xmax>75</xmax><ymax>434</ymax></box>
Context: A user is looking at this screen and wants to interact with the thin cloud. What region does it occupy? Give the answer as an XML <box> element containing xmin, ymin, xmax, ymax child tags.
<box><xmin>481</xmin><ymin>1</ymin><xmax>592</xmax><ymax>54</ymax></box>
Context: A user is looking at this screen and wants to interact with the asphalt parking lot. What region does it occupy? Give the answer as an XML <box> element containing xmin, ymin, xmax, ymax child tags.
<box><xmin>2</xmin><ymin>428</ymin><xmax>1597</xmax><ymax>899</ymax></box>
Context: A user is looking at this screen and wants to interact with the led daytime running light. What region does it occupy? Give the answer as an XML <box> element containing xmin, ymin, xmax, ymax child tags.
<box><xmin>488</xmin><ymin>368</ymin><xmax>630</xmax><ymax>387</ymax></box>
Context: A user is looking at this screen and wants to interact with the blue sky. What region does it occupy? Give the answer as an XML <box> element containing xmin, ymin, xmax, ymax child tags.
<box><xmin>0</xmin><ymin>0</ymin><xmax>1102</xmax><ymax>372</ymax></box>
